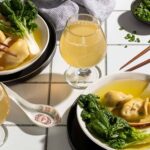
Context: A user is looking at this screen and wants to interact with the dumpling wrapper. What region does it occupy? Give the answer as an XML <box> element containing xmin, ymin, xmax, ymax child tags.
<box><xmin>0</xmin><ymin>30</ymin><xmax>6</xmax><ymax>43</ymax></box>
<box><xmin>104</xmin><ymin>90</ymin><xmax>133</xmax><ymax>108</ymax></box>
<box><xmin>3</xmin><ymin>38</ymin><xmax>30</xmax><ymax>68</ymax></box>
<box><xmin>0</xmin><ymin>30</ymin><xmax>6</xmax><ymax>58</ymax></box>
<box><xmin>121</xmin><ymin>98</ymin><xmax>144</xmax><ymax>122</ymax></box>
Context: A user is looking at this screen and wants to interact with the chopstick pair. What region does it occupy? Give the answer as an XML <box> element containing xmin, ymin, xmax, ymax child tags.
<box><xmin>120</xmin><ymin>46</ymin><xmax>150</xmax><ymax>71</ymax></box>
<box><xmin>0</xmin><ymin>42</ymin><xmax>17</xmax><ymax>57</ymax></box>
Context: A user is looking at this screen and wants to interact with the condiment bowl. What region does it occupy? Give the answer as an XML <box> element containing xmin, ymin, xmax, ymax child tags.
<box><xmin>131</xmin><ymin>0</ymin><xmax>150</xmax><ymax>25</ymax></box>
<box><xmin>77</xmin><ymin>72</ymin><xmax>150</xmax><ymax>150</ymax></box>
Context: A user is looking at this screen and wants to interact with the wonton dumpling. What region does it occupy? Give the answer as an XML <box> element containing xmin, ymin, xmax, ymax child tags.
<box><xmin>3</xmin><ymin>38</ymin><xmax>29</xmax><ymax>68</ymax></box>
<box><xmin>121</xmin><ymin>98</ymin><xmax>144</xmax><ymax>122</ymax></box>
<box><xmin>0</xmin><ymin>30</ymin><xmax>6</xmax><ymax>43</ymax></box>
<box><xmin>104</xmin><ymin>90</ymin><xmax>133</xmax><ymax>108</ymax></box>
<box><xmin>0</xmin><ymin>30</ymin><xmax>6</xmax><ymax>58</ymax></box>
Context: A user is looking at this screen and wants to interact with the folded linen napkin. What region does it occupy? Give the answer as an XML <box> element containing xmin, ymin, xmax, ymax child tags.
<box><xmin>73</xmin><ymin>0</ymin><xmax>116</xmax><ymax>22</ymax></box>
<box><xmin>33</xmin><ymin>0</ymin><xmax>115</xmax><ymax>31</ymax></box>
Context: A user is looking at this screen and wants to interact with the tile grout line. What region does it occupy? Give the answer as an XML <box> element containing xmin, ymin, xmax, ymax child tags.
<box><xmin>108</xmin><ymin>44</ymin><xmax>150</xmax><ymax>46</ymax></box>
<box><xmin>44</xmin><ymin>64</ymin><xmax>52</xmax><ymax>150</ymax></box>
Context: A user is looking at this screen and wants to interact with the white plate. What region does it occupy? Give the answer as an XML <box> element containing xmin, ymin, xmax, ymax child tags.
<box><xmin>77</xmin><ymin>72</ymin><xmax>150</xmax><ymax>150</ymax></box>
<box><xmin>0</xmin><ymin>14</ymin><xmax>49</xmax><ymax>75</ymax></box>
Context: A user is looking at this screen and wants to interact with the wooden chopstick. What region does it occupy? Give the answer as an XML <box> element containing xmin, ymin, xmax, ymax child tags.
<box><xmin>0</xmin><ymin>42</ymin><xmax>17</xmax><ymax>57</ymax></box>
<box><xmin>0</xmin><ymin>42</ymin><xmax>9</xmax><ymax>48</ymax></box>
<box><xmin>125</xmin><ymin>59</ymin><xmax>150</xmax><ymax>71</ymax></box>
<box><xmin>0</xmin><ymin>48</ymin><xmax>17</xmax><ymax>57</ymax></box>
<box><xmin>120</xmin><ymin>45</ymin><xmax>150</xmax><ymax>70</ymax></box>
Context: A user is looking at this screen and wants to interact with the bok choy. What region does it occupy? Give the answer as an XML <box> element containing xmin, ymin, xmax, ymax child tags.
<box><xmin>0</xmin><ymin>0</ymin><xmax>40</xmax><ymax>55</ymax></box>
<box><xmin>78</xmin><ymin>94</ymin><xmax>150</xmax><ymax>149</ymax></box>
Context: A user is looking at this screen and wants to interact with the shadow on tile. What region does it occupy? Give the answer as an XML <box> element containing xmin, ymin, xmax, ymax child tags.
<box><xmin>26</xmin><ymin>73</ymin><xmax>50</xmax><ymax>82</ymax></box>
<box><xmin>118</xmin><ymin>11</ymin><xmax>150</xmax><ymax>35</ymax></box>
<box><xmin>50</xmin><ymin>83</ymin><xmax>72</xmax><ymax>106</ymax></box>
<box><xmin>6</xmin><ymin>101</ymin><xmax>45</xmax><ymax>135</ymax></box>
<box><xmin>51</xmin><ymin>73</ymin><xmax>66</xmax><ymax>82</ymax></box>
<box><xmin>7</xmin><ymin>99</ymin><xmax>32</xmax><ymax>124</ymax></box>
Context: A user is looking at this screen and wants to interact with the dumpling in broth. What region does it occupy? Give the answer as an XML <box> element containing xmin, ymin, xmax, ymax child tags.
<box><xmin>104</xmin><ymin>90</ymin><xmax>133</xmax><ymax>108</ymax></box>
<box><xmin>0</xmin><ymin>30</ymin><xmax>6</xmax><ymax>59</ymax></box>
<box><xmin>121</xmin><ymin>98</ymin><xmax>144</xmax><ymax>122</ymax></box>
<box><xmin>0</xmin><ymin>30</ymin><xmax>6</xmax><ymax>43</ymax></box>
<box><xmin>3</xmin><ymin>38</ymin><xmax>29</xmax><ymax>68</ymax></box>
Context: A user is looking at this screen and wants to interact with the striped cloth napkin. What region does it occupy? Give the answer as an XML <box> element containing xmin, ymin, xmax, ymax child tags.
<box><xmin>33</xmin><ymin>0</ymin><xmax>115</xmax><ymax>31</ymax></box>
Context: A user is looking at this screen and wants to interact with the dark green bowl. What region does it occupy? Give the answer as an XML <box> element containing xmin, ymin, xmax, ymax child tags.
<box><xmin>131</xmin><ymin>0</ymin><xmax>150</xmax><ymax>25</ymax></box>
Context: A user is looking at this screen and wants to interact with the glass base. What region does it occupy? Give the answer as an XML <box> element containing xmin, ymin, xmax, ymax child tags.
<box><xmin>0</xmin><ymin>125</ymin><xmax>8</xmax><ymax>147</ymax></box>
<box><xmin>65</xmin><ymin>66</ymin><xmax>101</xmax><ymax>89</ymax></box>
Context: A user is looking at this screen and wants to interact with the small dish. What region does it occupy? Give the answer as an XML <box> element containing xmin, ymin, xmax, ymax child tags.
<box><xmin>131</xmin><ymin>0</ymin><xmax>150</xmax><ymax>24</ymax></box>
<box><xmin>0</xmin><ymin>14</ymin><xmax>49</xmax><ymax>75</ymax></box>
<box><xmin>77</xmin><ymin>72</ymin><xmax>150</xmax><ymax>150</ymax></box>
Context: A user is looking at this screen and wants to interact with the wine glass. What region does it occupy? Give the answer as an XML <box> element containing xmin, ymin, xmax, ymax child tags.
<box><xmin>0</xmin><ymin>84</ymin><xmax>9</xmax><ymax>147</ymax></box>
<box><xmin>60</xmin><ymin>14</ymin><xmax>106</xmax><ymax>89</ymax></box>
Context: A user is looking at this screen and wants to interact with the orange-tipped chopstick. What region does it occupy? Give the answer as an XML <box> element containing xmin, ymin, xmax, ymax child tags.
<box><xmin>125</xmin><ymin>59</ymin><xmax>150</xmax><ymax>71</ymax></box>
<box><xmin>0</xmin><ymin>42</ymin><xmax>17</xmax><ymax>57</ymax></box>
<box><xmin>0</xmin><ymin>48</ymin><xmax>17</xmax><ymax>57</ymax></box>
<box><xmin>0</xmin><ymin>42</ymin><xmax>9</xmax><ymax>48</ymax></box>
<box><xmin>120</xmin><ymin>45</ymin><xmax>150</xmax><ymax>70</ymax></box>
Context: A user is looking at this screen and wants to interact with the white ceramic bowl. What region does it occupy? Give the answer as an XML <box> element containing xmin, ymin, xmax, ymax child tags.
<box><xmin>77</xmin><ymin>72</ymin><xmax>150</xmax><ymax>150</ymax></box>
<box><xmin>0</xmin><ymin>14</ymin><xmax>49</xmax><ymax>75</ymax></box>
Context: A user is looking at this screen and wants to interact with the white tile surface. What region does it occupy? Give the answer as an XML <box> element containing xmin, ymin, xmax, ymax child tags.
<box><xmin>107</xmin><ymin>11</ymin><xmax>150</xmax><ymax>45</ymax></box>
<box><xmin>47</xmin><ymin>126</ymin><xmax>71</xmax><ymax>150</ymax></box>
<box><xmin>107</xmin><ymin>45</ymin><xmax>150</xmax><ymax>74</ymax></box>
<box><xmin>114</xmin><ymin>0</ymin><xmax>133</xmax><ymax>10</ymax></box>
<box><xmin>50</xmin><ymin>83</ymin><xmax>83</xmax><ymax>124</ymax></box>
<box><xmin>1</xmin><ymin>126</ymin><xmax>46</xmax><ymax>150</ymax></box>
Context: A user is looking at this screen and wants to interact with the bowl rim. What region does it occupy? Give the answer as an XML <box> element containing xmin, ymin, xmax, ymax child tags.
<box><xmin>77</xmin><ymin>72</ymin><xmax>150</xmax><ymax>150</ymax></box>
<box><xmin>0</xmin><ymin>14</ymin><xmax>50</xmax><ymax>75</ymax></box>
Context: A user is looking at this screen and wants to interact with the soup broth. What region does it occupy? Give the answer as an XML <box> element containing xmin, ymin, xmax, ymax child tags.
<box><xmin>60</xmin><ymin>20</ymin><xmax>106</xmax><ymax>68</ymax></box>
<box><xmin>95</xmin><ymin>79</ymin><xmax>150</xmax><ymax>150</ymax></box>
<box><xmin>95</xmin><ymin>79</ymin><xmax>149</xmax><ymax>100</ymax></box>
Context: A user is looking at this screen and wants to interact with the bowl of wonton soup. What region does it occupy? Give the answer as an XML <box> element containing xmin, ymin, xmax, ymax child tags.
<box><xmin>0</xmin><ymin>14</ymin><xmax>49</xmax><ymax>75</ymax></box>
<box><xmin>77</xmin><ymin>72</ymin><xmax>150</xmax><ymax>150</ymax></box>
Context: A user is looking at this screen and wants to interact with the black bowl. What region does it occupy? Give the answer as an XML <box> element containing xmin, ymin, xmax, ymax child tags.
<box><xmin>131</xmin><ymin>0</ymin><xmax>150</xmax><ymax>25</ymax></box>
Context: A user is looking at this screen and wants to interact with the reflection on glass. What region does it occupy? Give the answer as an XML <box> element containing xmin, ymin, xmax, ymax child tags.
<box><xmin>60</xmin><ymin>14</ymin><xmax>106</xmax><ymax>89</ymax></box>
<box><xmin>0</xmin><ymin>84</ymin><xmax>9</xmax><ymax>147</ymax></box>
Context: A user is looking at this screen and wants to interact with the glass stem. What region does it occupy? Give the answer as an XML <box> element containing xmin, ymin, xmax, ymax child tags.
<box><xmin>77</xmin><ymin>68</ymin><xmax>91</xmax><ymax>77</ymax></box>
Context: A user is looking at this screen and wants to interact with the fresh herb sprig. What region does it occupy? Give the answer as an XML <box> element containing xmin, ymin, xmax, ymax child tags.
<box><xmin>124</xmin><ymin>32</ymin><xmax>140</xmax><ymax>43</ymax></box>
<box><xmin>133</xmin><ymin>0</ymin><xmax>150</xmax><ymax>22</ymax></box>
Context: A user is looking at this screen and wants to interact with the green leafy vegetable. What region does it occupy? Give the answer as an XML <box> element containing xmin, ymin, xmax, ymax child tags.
<box><xmin>78</xmin><ymin>94</ymin><xmax>150</xmax><ymax>149</ymax></box>
<box><xmin>0</xmin><ymin>0</ymin><xmax>40</xmax><ymax>55</ymax></box>
<box><xmin>133</xmin><ymin>0</ymin><xmax>150</xmax><ymax>22</ymax></box>
<box><xmin>124</xmin><ymin>33</ymin><xmax>141</xmax><ymax>43</ymax></box>
<box><xmin>0</xmin><ymin>0</ymin><xmax>38</xmax><ymax>36</ymax></box>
